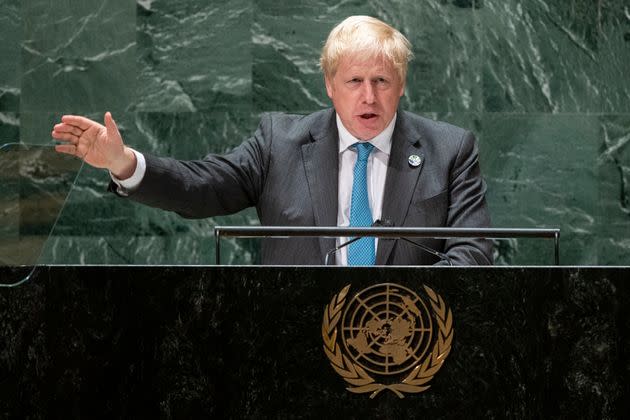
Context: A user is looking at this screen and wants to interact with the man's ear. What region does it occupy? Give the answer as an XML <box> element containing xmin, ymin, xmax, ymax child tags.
<box><xmin>324</xmin><ymin>76</ymin><xmax>333</xmax><ymax>99</ymax></box>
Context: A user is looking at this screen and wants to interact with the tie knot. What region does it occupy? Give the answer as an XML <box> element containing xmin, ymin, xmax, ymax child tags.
<box><xmin>354</xmin><ymin>142</ymin><xmax>374</xmax><ymax>161</ymax></box>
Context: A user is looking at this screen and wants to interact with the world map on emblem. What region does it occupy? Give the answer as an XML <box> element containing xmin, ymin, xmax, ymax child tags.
<box><xmin>341</xmin><ymin>283</ymin><xmax>435</xmax><ymax>375</ymax></box>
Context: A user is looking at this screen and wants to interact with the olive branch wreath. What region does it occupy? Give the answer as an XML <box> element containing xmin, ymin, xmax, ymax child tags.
<box><xmin>322</xmin><ymin>284</ymin><xmax>453</xmax><ymax>399</ymax></box>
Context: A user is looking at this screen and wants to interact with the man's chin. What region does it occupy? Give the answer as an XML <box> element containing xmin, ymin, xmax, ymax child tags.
<box><xmin>352</xmin><ymin>120</ymin><xmax>384</xmax><ymax>140</ymax></box>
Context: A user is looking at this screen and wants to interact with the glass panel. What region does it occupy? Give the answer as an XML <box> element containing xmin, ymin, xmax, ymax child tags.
<box><xmin>0</xmin><ymin>143</ymin><xmax>82</xmax><ymax>287</ymax></box>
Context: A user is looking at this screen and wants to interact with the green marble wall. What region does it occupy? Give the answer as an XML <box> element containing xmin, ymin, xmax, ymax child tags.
<box><xmin>1</xmin><ymin>0</ymin><xmax>628</xmax><ymax>265</ymax></box>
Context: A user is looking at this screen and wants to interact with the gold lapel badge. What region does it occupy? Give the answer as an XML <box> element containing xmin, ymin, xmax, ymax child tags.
<box><xmin>322</xmin><ymin>283</ymin><xmax>453</xmax><ymax>398</ymax></box>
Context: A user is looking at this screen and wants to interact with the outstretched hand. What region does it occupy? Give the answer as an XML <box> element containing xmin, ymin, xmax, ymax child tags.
<box><xmin>52</xmin><ymin>112</ymin><xmax>136</xmax><ymax>179</ymax></box>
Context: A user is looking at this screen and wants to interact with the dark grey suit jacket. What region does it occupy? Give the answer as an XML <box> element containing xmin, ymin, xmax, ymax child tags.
<box><xmin>120</xmin><ymin>108</ymin><xmax>492</xmax><ymax>265</ymax></box>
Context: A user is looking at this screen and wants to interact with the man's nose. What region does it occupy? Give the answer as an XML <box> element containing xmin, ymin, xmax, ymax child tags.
<box><xmin>362</xmin><ymin>82</ymin><xmax>376</xmax><ymax>104</ymax></box>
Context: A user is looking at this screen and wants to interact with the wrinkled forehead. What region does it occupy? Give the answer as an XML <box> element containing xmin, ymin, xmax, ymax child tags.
<box><xmin>334</xmin><ymin>53</ymin><xmax>397</xmax><ymax>76</ymax></box>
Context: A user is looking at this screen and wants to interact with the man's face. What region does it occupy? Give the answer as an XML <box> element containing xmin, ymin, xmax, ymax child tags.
<box><xmin>325</xmin><ymin>54</ymin><xmax>404</xmax><ymax>140</ymax></box>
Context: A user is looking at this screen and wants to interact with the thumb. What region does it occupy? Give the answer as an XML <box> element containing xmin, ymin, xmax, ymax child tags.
<box><xmin>104</xmin><ymin>111</ymin><xmax>122</xmax><ymax>142</ymax></box>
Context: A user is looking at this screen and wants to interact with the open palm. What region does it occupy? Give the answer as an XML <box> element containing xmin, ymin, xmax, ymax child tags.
<box><xmin>52</xmin><ymin>112</ymin><xmax>134</xmax><ymax>178</ymax></box>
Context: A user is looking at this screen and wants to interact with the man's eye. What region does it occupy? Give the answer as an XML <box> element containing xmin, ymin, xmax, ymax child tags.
<box><xmin>347</xmin><ymin>78</ymin><xmax>362</xmax><ymax>84</ymax></box>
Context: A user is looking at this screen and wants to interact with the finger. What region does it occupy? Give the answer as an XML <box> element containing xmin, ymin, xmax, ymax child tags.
<box><xmin>53</xmin><ymin>123</ymin><xmax>83</xmax><ymax>136</ymax></box>
<box><xmin>55</xmin><ymin>144</ymin><xmax>77</xmax><ymax>155</ymax></box>
<box><xmin>104</xmin><ymin>112</ymin><xmax>122</xmax><ymax>141</ymax></box>
<box><xmin>51</xmin><ymin>130</ymin><xmax>78</xmax><ymax>144</ymax></box>
<box><xmin>61</xmin><ymin>115</ymin><xmax>97</xmax><ymax>131</ymax></box>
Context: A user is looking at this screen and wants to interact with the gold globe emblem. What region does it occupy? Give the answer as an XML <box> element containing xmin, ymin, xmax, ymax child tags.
<box><xmin>341</xmin><ymin>283</ymin><xmax>433</xmax><ymax>376</ymax></box>
<box><xmin>322</xmin><ymin>283</ymin><xmax>453</xmax><ymax>398</ymax></box>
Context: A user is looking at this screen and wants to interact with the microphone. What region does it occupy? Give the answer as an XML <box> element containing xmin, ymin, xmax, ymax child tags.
<box><xmin>374</xmin><ymin>218</ymin><xmax>394</xmax><ymax>227</ymax></box>
<box><xmin>324</xmin><ymin>220</ymin><xmax>381</xmax><ymax>265</ymax></box>
<box><xmin>373</xmin><ymin>218</ymin><xmax>453</xmax><ymax>266</ymax></box>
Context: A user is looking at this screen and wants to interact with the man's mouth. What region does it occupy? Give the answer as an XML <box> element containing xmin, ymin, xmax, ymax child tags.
<box><xmin>359</xmin><ymin>113</ymin><xmax>378</xmax><ymax>120</ymax></box>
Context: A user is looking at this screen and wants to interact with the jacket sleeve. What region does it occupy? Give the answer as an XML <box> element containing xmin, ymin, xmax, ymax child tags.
<box><xmin>108</xmin><ymin>114</ymin><xmax>273</xmax><ymax>219</ymax></box>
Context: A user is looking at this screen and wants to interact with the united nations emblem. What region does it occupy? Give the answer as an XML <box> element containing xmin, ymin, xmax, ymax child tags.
<box><xmin>322</xmin><ymin>283</ymin><xmax>453</xmax><ymax>398</ymax></box>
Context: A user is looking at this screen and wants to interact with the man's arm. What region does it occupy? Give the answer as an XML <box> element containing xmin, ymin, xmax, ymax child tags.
<box><xmin>123</xmin><ymin>129</ymin><xmax>270</xmax><ymax>218</ymax></box>
<box><xmin>53</xmin><ymin>112</ymin><xmax>272</xmax><ymax>219</ymax></box>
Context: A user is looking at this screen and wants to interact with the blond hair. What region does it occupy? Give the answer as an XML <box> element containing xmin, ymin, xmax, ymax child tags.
<box><xmin>320</xmin><ymin>16</ymin><xmax>413</xmax><ymax>82</ymax></box>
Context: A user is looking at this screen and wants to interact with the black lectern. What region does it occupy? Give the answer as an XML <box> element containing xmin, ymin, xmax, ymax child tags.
<box><xmin>1</xmin><ymin>265</ymin><xmax>628</xmax><ymax>418</ymax></box>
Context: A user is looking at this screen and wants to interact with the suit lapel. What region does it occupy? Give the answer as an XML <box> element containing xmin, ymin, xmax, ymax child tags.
<box><xmin>302</xmin><ymin>109</ymin><xmax>339</xmax><ymax>261</ymax></box>
<box><xmin>377</xmin><ymin>112</ymin><xmax>424</xmax><ymax>264</ymax></box>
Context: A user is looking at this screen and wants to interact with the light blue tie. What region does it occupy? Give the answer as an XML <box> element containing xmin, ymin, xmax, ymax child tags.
<box><xmin>348</xmin><ymin>142</ymin><xmax>375</xmax><ymax>266</ymax></box>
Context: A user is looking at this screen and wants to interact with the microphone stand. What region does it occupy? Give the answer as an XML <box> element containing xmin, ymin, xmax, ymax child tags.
<box><xmin>397</xmin><ymin>237</ymin><xmax>453</xmax><ymax>266</ymax></box>
<box><xmin>324</xmin><ymin>236</ymin><xmax>362</xmax><ymax>265</ymax></box>
<box><xmin>324</xmin><ymin>220</ymin><xmax>453</xmax><ymax>266</ymax></box>
<box><xmin>374</xmin><ymin>219</ymin><xmax>453</xmax><ymax>266</ymax></box>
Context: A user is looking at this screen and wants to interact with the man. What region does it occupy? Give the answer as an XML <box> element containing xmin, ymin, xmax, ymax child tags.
<box><xmin>52</xmin><ymin>16</ymin><xmax>492</xmax><ymax>266</ymax></box>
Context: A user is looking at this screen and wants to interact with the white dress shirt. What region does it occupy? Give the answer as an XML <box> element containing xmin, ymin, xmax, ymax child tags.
<box><xmin>110</xmin><ymin>149</ymin><xmax>146</xmax><ymax>195</ymax></box>
<box><xmin>335</xmin><ymin>113</ymin><xmax>395</xmax><ymax>265</ymax></box>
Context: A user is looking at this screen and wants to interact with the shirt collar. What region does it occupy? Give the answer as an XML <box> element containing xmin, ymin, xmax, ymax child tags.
<box><xmin>336</xmin><ymin>113</ymin><xmax>396</xmax><ymax>156</ymax></box>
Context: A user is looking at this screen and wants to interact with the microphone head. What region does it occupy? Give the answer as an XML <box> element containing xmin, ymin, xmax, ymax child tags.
<box><xmin>380</xmin><ymin>218</ymin><xmax>394</xmax><ymax>227</ymax></box>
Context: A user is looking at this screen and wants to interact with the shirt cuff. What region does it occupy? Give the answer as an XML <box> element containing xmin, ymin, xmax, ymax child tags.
<box><xmin>110</xmin><ymin>149</ymin><xmax>146</xmax><ymax>196</ymax></box>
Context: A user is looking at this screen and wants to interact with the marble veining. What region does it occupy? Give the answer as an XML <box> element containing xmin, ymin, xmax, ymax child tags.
<box><xmin>0</xmin><ymin>0</ymin><xmax>629</xmax><ymax>265</ymax></box>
